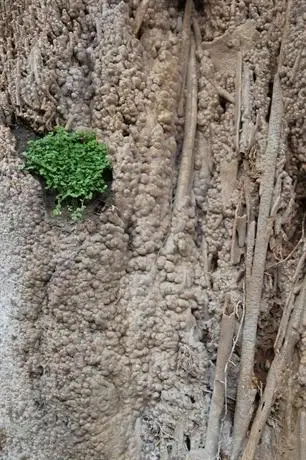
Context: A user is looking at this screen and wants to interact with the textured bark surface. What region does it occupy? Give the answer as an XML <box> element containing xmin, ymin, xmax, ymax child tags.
<box><xmin>0</xmin><ymin>1</ymin><xmax>305</xmax><ymax>459</ymax></box>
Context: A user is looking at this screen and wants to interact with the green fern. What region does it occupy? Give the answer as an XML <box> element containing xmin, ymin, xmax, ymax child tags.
<box><xmin>24</xmin><ymin>127</ymin><xmax>111</xmax><ymax>219</ymax></box>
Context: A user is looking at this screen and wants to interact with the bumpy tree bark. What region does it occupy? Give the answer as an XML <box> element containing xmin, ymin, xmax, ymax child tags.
<box><xmin>0</xmin><ymin>1</ymin><xmax>305</xmax><ymax>459</ymax></box>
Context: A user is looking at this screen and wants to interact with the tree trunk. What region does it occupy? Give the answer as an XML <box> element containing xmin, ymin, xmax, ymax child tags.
<box><xmin>0</xmin><ymin>1</ymin><xmax>305</xmax><ymax>459</ymax></box>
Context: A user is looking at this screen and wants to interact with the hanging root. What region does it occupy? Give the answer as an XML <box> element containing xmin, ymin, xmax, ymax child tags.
<box><xmin>134</xmin><ymin>0</ymin><xmax>150</xmax><ymax>36</ymax></box>
<box><xmin>192</xmin><ymin>15</ymin><xmax>201</xmax><ymax>51</ymax></box>
<box><xmin>274</xmin><ymin>238</ymin><xmax>306</xmax><ymax>352</ymax></box>
<box><xmin>178</xmin><ymin>0</ymin><xmax>193</xmax><ymax>116</ymax></box>
<box><xmin>215</xmin><ymin>84</ymin><xmax>235</xmax><ymax>104</ymax></box>
<box><xmin>204</xmin><ymin>300</ymin><xmax>236</xmax><ymax>459</ymax></box>
<box><xmin>298</xmin><ymin>409</ymin><xmax>306</xmax><ymax>459</ymax></box>
<box><xmin>277</xmin><ymin>0</ymin><xmax>292</xmax><ymax>72</ymax></box>
<box><xmin>242</xmin><ymin>276</ymin><xmax>306</xmax><ymax>460</ymax></box>
<box><xmin>231</xmin><ymin>74</ymin><xmax>284</xmax><ymax>460</ymax></box>
<box><xmin>234</xmin><ymin>51</ymin><xmax>242</xmax><ymax>152</ymax></box>
<box><xmin>240</xmin><ymin>62</ymin><xmax>255</xmax><ymax>154</ymax></box>
<box><xmin>174</xmin><ymin>33</ymin><xmax>198</xmax><ymax>210</ymax></box>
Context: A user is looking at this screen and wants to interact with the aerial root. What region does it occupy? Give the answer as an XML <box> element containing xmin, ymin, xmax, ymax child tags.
<box><xmin>242</xmin><ymin>276</ymin><xmax>306</xmax><ymax>460</ymax></box>
<box><xmin>231</xmin><ymin>73</ymin><xmax>283</xmax><ymax>459</ymax></box>
<box><xmin>133</xmin><ymin>0</ymin><xmax>150</xmax><ymax>36</ymax></box>
<box><xmin>174</xmin><ymin>33</ymin><xmax>197</xmax><ymax>210</ymax></box>
<box><xmin>204</xmin><ymin>300</ymin><xmax>236</xmax><ymax>459</ymax></box>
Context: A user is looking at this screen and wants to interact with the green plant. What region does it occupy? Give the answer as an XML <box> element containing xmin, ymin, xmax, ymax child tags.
<box><xmin>24</xmin><ymin>127</ymin><xmax>111</xmax><ymax>219</ymax></box>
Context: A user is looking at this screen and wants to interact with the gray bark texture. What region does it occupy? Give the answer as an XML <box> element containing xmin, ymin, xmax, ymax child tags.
<box><xmin>0</xmin><ymin>1</ymin><xmax>305</xmax><ymax>459</ymax></box>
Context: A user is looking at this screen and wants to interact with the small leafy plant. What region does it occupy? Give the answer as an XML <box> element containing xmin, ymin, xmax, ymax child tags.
<box><xmin>24</xmin><ymin>127</ymin><xmax>111</xmax><ymax>219</ymax></box>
